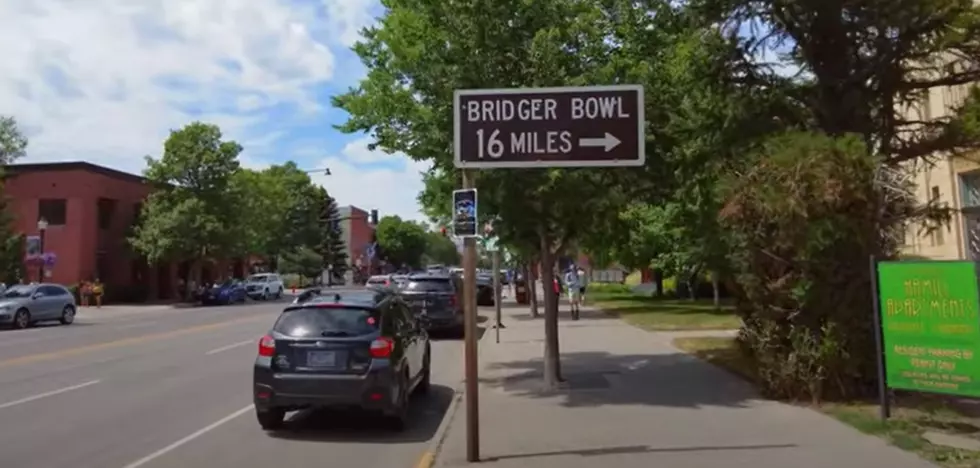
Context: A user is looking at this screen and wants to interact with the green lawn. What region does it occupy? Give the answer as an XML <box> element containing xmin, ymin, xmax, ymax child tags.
<box><xmin>590</xmin><ymin>288</ymin><xmax>741</xmax><ymax>331</ymax></box>
<box><xmin>672</xmin><ymin>336</ymin><xmax>980</xmax><ymax>468</ymax></box>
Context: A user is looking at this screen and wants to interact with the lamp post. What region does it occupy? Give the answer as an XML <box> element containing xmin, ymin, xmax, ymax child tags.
<box><xmin>37</xmin><ymin>218</ymin><xmax>48</xmax><ymax>282</ymax></box>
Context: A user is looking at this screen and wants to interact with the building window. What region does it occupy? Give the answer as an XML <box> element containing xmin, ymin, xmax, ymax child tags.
<box><xmin>38</xmin><ymin>199</ymin><xmax>67</xmax><ymax>225</ymax></box>
<box><xmin>98</xmin><ymin>198</ymin><xmax>117</xmax><ymax>230</ymax></box>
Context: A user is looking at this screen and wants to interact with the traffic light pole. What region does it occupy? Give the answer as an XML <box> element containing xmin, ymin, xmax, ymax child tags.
<box><xmin>462</xmin><ymin>169</ymin><xmax>480</xmax><ymax>462</ymax></box>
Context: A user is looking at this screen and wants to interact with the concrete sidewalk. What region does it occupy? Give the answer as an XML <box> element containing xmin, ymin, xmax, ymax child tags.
<box><xmin>433</xmin><ymin>302</ymin><xmax>938</xmax><ymax>468</ymax></box>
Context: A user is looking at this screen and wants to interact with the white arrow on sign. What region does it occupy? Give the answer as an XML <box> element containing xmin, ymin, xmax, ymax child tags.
<box><xmin>578</xmin><ymin>133</ymin><xmax>621</xmax><ymax>151</ymax></box>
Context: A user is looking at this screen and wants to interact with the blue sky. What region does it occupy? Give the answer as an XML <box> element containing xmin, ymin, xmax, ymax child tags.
<box><xmin>0</xmin><ymin>0</ymin><xmax>432</xmax><ymax>221</ymax></box>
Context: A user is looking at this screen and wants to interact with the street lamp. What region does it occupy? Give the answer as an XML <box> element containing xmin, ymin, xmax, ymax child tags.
<box><xmin>303</xmin><ymin>168</ymin><xmax>331</xmax><ymax>176</ymax></box>
<box><xmin>37</xmin><ymin>218</ymin><xmax>48</xmax><ymax>282</ymax></box>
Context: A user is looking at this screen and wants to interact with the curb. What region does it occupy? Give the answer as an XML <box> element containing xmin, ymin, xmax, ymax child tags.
<box><xmin>415</xmin><ymin>378</ymin><xmax>466</xmax><ymax>468</ymax></box>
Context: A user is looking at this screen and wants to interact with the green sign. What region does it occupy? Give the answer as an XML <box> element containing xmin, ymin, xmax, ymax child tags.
<box><xmin>877</xmin><ymin>261</ymin><xmax>980</xmax><ymax>397</ymax></box>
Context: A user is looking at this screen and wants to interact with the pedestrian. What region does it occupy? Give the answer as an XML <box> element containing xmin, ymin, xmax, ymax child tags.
<box><xmin>577</xmin><ymin>265</ymin><xmax>588</xmax><ymax>304</ymax></box>
<box><xmin>563</xmin><ymin>266</ymin><xmax>582</xmax><ymax>320</ymax></box>
<box><xmin>91</xmin><ymin>278</ymin><xmax>104</xmax><ymax>308</ymax></box>
<box><xmin>80</xmin><ymin>280</ymin><xmax>92</xmax><ymax>307</ymax></box>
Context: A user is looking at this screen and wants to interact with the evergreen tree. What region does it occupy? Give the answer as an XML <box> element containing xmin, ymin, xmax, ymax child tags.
<box><xmin>316</xmin><ymin>188</ymin><xmax>348</xmax><ymax>282</ymax></box>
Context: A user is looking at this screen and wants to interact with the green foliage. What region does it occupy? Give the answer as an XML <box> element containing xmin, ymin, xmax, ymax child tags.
<box><xmin>279</xmin><ymin>246</ymin><xmax>323</xmax><ymax>280</ymax></box>
<box><xmin>0</xmin><ymin>116</ymin><xmax>28</xmax><ymax>164</ymax></box>
<box><xmin>718</xmin><ymin>131</ymin><xmax>914</xmax><ymax>400</ymax></box>
<box><xmin>130</xmin><ymin>122</ymin><xmax>242</xmax><ymax>263</ymax></box>
<box><xmin>375</xmin><ymin>215</ymin><xmax>429</xmax><ymax>269</ymax></box>
<box><xmin>0</xmin><ymin>116</ymin><xmax>27</xmax><ymax>282</ymax></box>
<box><xmin>423</xmin><ymin>231</ymin><xmax>460</xmax><ymax>266</ymax></box>
<box><xmin>315</xmin><ymin>188</ymin><xmax>348</xmax><ymax>275</ymax></box>
<box><xmin>232</xmin><ymin>162</ymin><xmax>323</xmax><ymax>259</ymax></box>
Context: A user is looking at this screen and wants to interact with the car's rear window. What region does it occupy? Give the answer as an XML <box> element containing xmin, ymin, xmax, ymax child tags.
<box><xmin>404</xmin><ymin>279</ymin><xmax>453</xmax><ymax>292</ymax></box>
<box><xmin>274</xmin><ymin>307</ymin><xmax>380</xmax><ymax>337</ymax></box>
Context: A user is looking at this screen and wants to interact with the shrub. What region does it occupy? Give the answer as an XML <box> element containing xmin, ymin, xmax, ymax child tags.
<box><xmin>719</xmin><ymin>131</ymin><xmax>914</xmax><ymax>401</ymax></box>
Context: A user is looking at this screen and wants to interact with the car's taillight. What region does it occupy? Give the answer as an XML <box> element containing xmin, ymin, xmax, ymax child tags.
<box><xmin>369</xmin><ymin>337</ymin><xmax>394</xmax><ymax>359</ymax></box>
<box><xmin>258</xmin><ymin>335</ymin><xmax>275</xmax><ymax>357</ymax></box>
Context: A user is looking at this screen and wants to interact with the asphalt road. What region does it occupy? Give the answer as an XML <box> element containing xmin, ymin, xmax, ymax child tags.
<box><xmin>0</xmin><ymin>292</ymin><xmax>469</xmax><ymax>468</ymax></box>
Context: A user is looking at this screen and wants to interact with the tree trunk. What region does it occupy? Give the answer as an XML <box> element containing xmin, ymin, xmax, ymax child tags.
<box><xmin>539</xmin><ymin>235</ymin><xmax>562</xmax><ymax>389</ymax></box>
<box><xmin>653</xmin><ymin>268</ymin><xmax>664</xmax><ymax>297</ymax></box>
<box><xmin>711</xmin><ymin>271</ymin><xmax>721</xmax><ymax>308</ymax></box>
<box><xmin>526</xmin><ymin>261</ymin><xmax>539</xmax><ymax>318</ymax></box>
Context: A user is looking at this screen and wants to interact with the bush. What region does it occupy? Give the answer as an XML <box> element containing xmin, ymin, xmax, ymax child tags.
<box><xmin>719</xmin><ymin>132</ymin><xmax>914</xmax><ymax>401</ymax></box>
<box><xmin>588</xmin><ymin>283</ymin><xmax>633</xmax><ymax>294</ymax></box>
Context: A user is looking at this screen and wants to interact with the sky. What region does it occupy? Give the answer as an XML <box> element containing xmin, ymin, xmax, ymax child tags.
<box><xmin>0</xmin><ymin>0</ymin><xmax>433</xmax><ymax>221</ymax></box>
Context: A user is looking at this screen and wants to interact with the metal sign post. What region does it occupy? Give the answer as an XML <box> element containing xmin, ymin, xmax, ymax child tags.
<box><xmin>453</xmin><ymin>178</ymin><xmax>480</xmax><ymax>462</ymax></box>
<box><xmin>451</xmin><ymin>83</ymin><xmax>646</xmax><ymax>463</ymax></box>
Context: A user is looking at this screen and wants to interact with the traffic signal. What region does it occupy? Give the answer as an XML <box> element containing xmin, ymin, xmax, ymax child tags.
<box><xmin>370</xmin><ymin>209</ymin><xmax>378</xmax><ymax>225</ymax></box>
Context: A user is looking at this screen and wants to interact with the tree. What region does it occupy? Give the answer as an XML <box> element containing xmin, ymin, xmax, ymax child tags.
<box><xmin>0</xmin><ymin>116</ymin><xmax>27</xmax><ymax>282</ymax></box>
<box><xmin>130</xmin><ymin>122</ymin><xmax>242</xmax><ymax>285</ymax></box>
<box><xmin>315</xmin><ymin>188</ymin><xmax>348</xmax><ymax>280</ymax></box>
<box><xmin>423</xmin><ymin>230</ymin><xmax>460</xmax><ymax>266</ymax></box>
<box><xmin>0</xmin><ymin>116</ymin><xmax>28</xmax><ymax>164</ymax></box>
<box><xmin>375</xmin><ymin>216</ymin><xmax>428</xmax><ymax>269</ymax></box>
<box><xmin>233</xmin><ymin>163</ymin><xmax>324</xmax><ymax>268</ymax></box>
<box><xmin>279</xmin><ymin>246</ymin><xmax>324</xmax><ymax>280</ymax></box>
<box><xmin>334</xmin><ymin>0</ymin><xmax>642</xmax><ymax>388</ymax></box>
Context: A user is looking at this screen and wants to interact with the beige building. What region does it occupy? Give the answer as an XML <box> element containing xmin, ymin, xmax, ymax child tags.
<box><xmin>901</xmin><ymin>78</ymin><xmax>977</xmax><ymax>260</ymax></box>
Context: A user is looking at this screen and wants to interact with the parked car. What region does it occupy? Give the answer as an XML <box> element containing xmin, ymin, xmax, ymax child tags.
<box><xmin>201</xmin><ymin>279</ymin><xmax>247</xmax><ymax>305</ymax></box>
<box><xmin>399</xmin><ymin>273</ymin><xmax>463</xmax><ymax>335</ymax></box>
<box><xmin>244</xmin><ymin>273</ymin><xmax>284</xmax><ymax>300</ymax></box>
<box><xmin>365</xmin><ymin>275</ymin><xmax>395</xmax><ymax>288</ymax></box>
<box><xmin>0</xmin><ymin>283</ymin><xmax>77</xmax><ymax>329</ymax></box>
<box><xmin>253</xmin><ymin>288</ymin><xmax>431</xmax><ymax>431</ymax></box>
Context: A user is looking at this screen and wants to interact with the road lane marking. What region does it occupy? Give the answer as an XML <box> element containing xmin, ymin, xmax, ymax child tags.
<box><xmin>0</xmin><ymin>315</ymin><xmax>269</xmax><ymax>369</ymax></box>
<box><xmin>120</xmin><ymin>404</ymin><xmax>254</xmax><ymax>468</ymax></box>
<box><xmin>0</xmin><ymin>380</ymin><xmax>101</xmax><ymax>410</ymax></box>
<box><xmin>414</xmin><ymin>451</ymin><xmax>435</xmax><ymax>468</ymax></box>
<box><xmin>205</xmin><ymin>339</ymin><xmax>254</xmax><ymax>355</ymax></box>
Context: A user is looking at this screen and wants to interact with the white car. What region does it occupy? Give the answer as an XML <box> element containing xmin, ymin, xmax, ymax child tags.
<box><xmin>244</xmin><ymin>273</ymin><xmax>284</xmax><ymax>300</ymax></box>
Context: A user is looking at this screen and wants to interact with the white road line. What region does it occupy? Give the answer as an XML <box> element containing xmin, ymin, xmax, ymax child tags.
<box><xmin>0</xmin><ymin>380</ymin><xmax>101</xmax><ymax>410</ymax></box>
<box><xmin>205</xmin><ymin>339</ymin><xmax>253</xmax><ymax>355</ymax></box>
<box><xmin>120</xmin><ymin>404</ymin><xmax>254</xmax><ymax>468</ymax></box>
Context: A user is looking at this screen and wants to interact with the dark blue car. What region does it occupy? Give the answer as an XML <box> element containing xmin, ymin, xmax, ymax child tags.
<box><xmin>202</xmin><ymin>280</ymin><xmax>247</xmax><ymax>305</ymax></box>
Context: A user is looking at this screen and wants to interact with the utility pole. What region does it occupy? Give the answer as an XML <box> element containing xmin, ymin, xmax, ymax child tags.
<box><xmin>461</xmin><ymin>169</ymin><xmax>480</xmax><ymax>462</ymax></box>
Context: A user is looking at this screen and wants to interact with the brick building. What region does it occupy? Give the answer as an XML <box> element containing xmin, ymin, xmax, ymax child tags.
<box><xmin>3</xmin><ymin>162</ymin><xmax>181</xmax><ymax>299</ymax></box>
<box><xmin>336</xmin><ymin>205</ymin><xmax>376</xmax><ymax>282</ymax></box>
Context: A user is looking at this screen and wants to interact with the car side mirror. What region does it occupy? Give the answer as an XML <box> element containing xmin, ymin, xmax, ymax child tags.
<box><xmin>32</xmin><ymin>292</ymin><xmax>43</xmax><ymax>300</ymax></box>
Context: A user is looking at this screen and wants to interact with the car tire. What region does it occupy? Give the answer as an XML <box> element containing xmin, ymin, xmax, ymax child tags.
<box><xmin>275</xmin><ymin>288</ymin><xmax>282</xmax><ymax>299</ymax></box>
<box><xmin>12</xmin><ymin>308</ymin><xmax>30</xmax><ymax>329</ymax></box>
<box><xmin>256</xmin><ymin>407</ymin><xmax>285</xmax><ymax>431</ymax></box>
<box><xmin>416</xmin><ymin>346</ymin><xmax>432</xmax><ymax>395</ymax></box>
<box><xmin>262</xmin><ymin>288</ymin><xmax>270</xmax><ymax>301</ymax></box>
<box><xmin>386</xmin><ymin>373</ymin><xmax>410</xmax><ymax>431</ymax></box>
<box><xmin>60</xmin><ymin>305</ymin><xmax>76</xmax><ymax>325</ymax></box>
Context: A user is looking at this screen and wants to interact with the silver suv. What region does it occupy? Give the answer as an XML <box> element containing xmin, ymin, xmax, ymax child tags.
<box><xmin>244</xmin><ymin>273</ymin><xmax>284</xmax><ymax>300</ymax></box>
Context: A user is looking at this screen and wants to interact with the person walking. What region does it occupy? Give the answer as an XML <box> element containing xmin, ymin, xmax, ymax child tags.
<box><xmin>577</xmin><ymin>265</ymin><xmax>588</xmax><ymax>304</ymax></box>
<box><xmin>563</xmin><ymin>265</ymin><xmax>582</xmax><ymax>320</ymax></box>
<box><xmin>80</xmin><ymin>280</ymin><xmax>92</xmax><ymax>307</ymax></box>
<box><xmin>91</xmin><ymin>278</ymin><xmax>104</xmax><ymax>308</ymax></box>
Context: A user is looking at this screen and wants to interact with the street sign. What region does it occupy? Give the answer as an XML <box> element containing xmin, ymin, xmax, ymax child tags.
<box><xmin>453</xmin><ymin>84</ymin><xmax>645</xmax><ymax>168</ymax></box>
<box><xmin>452</xmin><ymin>188</ymin><xmax>478</xmax><ymax>238</ymax></box>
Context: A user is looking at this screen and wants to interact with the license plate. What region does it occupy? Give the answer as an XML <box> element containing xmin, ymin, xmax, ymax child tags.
<box><xmin>307</xmin><ymin>351</ymin><xmax>337</xmax><ymax>367</ymax></box>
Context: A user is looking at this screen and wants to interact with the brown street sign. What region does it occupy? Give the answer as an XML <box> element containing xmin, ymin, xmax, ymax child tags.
<box><xmin>453</xmin><ymin>84</ymin><xmax>645</xmax><ymax>168</ymax></box>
